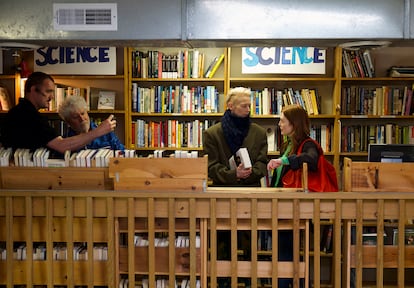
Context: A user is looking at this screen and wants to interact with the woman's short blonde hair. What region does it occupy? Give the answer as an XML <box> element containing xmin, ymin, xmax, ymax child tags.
<box><xmin>226</xmin><ymin>87</ymin><xmax>251</xmax><ymax>105</ymax></box>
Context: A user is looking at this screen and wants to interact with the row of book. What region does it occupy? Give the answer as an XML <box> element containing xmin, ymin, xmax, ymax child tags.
<box><xmin>6</xmin><ymin>242</ymin><xmax>107</xmax><ymax>261</ymax></box>
<box><xmin>341</xmin><ymin>85</ymin><xmax>414</xmax><ymax>116</ymax></box>
<box><xmin>266</xmin><ymin>124</ymin><xmax>333</xmax><ymax>153</ymax></box>
<box><xmin>131</xmin><ymin>85</ymin><xmax>322</xmax><ymax>116</ymax></box>
<box><xmin>153</xmin><ymin>150</ymin><xmax>199</xmax><ymax>158</ymax></box>
<box><xmin>250</xmin><ymin>87</ymin><xmax>321</xmax><ymax>116</ymax></box>
<box><xmin>340</xmin><ymin>124</ymin><xmax>414</xmax><ymax>153</ymax></box>
<box><xmin>342</xmin><ymin>49</ymin><xmax>375</xmax><ymax>78</ymax></box>
<box><xmin>53</xmin><ymin>243</ymin><xmax>108</xmax><ymax>261</ymax></box>
<box><xmin>131</xmin><ymin>49</ymin><xmax>224</xmax><ymax>79</ymax></box>
<box><xmin>11</xmin><ymin>147</ymin><xmax>136</xmax><ymax>168</ymax></box>
<box><xmin>119</xmin><ymin>278</ymin><xmax>201</xmax><ymax>288</ymax></box>
<box><xmin>132</xmin><ymin>119</ymin><xmax>218</xmax><ymax>149</ymax></box>
<box><xmin>133</xmin><ymin>235</ymin><xmax>201</xmax><ymax>248</ymax></box>
<box><xmin>131</xmin><ymin>84</ymin><xmax>222</xmax><ymax>114</ymax></box>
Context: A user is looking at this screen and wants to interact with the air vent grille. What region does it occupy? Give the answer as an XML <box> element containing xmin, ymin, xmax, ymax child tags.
<box><xmin>53</xmin><ymin>3</ymin><xmax>117</xmax><ymax>31</ymax></box>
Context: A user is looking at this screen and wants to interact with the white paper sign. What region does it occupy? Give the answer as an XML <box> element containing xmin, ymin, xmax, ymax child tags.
<box><xmin>34</xmin><ymin>46</ymin><xmax>116</xmax><ymax>75</ymax></box>
<box><xmin>242</xmin><ymin>47</ymin><xmax>326</xmax><ymax>74</ymax></box>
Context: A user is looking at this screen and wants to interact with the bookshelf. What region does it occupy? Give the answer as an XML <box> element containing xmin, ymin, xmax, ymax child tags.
<box><xmin>126</xmin><ymin>47</ymin><xmax>227</xmax><ymax>155</ymax></box>
<box><xmin>338</xmin><ymin>46</ymin><xmax>414</xmax><ymax>165</ymax></box>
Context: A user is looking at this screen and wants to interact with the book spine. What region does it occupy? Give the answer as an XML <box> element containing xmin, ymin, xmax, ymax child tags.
<box><xmin>207</xmin><ymin>54</ymin><xmax>225</xmax><ymax>78</ymax></box>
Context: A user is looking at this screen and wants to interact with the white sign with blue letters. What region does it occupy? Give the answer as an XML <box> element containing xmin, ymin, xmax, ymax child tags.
<box><xmin>34</xmin><ymin>47</ymin><xmax>116</xmax><ymax>75</ymax></box>
<box><xmin>242</xmin><ymin>47</ymin><xmax>325</xmax><ymax>74</ymax></box>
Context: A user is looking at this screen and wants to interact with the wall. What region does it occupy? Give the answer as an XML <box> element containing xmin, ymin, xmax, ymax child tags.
<box><xmin>0</xmin><ymin>0</ymin><xmax>413</xmax><ymax>47</ymax></box>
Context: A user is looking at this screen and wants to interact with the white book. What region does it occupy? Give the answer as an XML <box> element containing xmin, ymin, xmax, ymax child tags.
<box><xmin>236</xmin><ymin>147</ymin><xmax>252</xmax><ymax>169</ymax></box>
<box><xmin>93</xmin><ymin>149</ymin><xmax>105</xmax><ymax>167</ymax></box>
<box><xmin>40</xmin><ymin>149</ymin><xmax>49</xmax><ymax>167</ymax></box>
<box><xmin>86</xmin><ymin>149</ymin><xmax>98</xmax><ymax>167</ymax></box>
<box><xmin>320</xmin><ymin>125</ymin><xmax>327</xmax><ymax>152</ymax></box>
<box><xmin>13</xmin><ymin>148</ymin><xmax>21</xmax><ymax>167</ymax></box>
<box><xmin>262</xmin><ymin>87</ymin><xmax>270</xmax><ymax>115</ymax></box>
<box><xmin>46</xmin><ymin>158</ymin><xmax>66</xmax><ymax>168</ymax></box>
<box><xmin>76</xmin><ymin>150</ymin><xmax>87</xmax><ymax>167</ymax></box>
<box><xmin>191</xmin><ymin>49</ymin><xmax>200</xmax><ymax>78</ymax></box>
<box><xmin>69</xmin><ymin>152</ymin><xmax>78</xmax><ymax>167</ymax></box>
<box><xmin>102</xmin><ymin>149</ymin><xmax>114</xmax><ymax>167</ymax></box>
<box><xmin>265</xmin><ymin>126</ymin><xmax>276</xmax><ymax>152</ymax></box>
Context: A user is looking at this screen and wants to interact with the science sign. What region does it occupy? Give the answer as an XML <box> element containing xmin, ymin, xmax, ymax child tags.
<box><xmin>242</xmin><ymin>47</ymin><xmax>325</xmax><ymax>74</ymax></box>
<box><xmin>34</xmin><ymin>46</ymin><xmax>116</xmax><ymax>75</ymax></box>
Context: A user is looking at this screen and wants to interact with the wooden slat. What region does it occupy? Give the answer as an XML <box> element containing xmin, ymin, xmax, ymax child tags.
<box><xmin>251</xmin><ymin>199</ymin><xmax>258</xmax><ymax>288</ymax></box>
<box><xmin>66</xmin><ymin>197</ymin><xmax>74</xmax><ymax>288</ymax></box>
<box><xmin>25</xmin><ymin>197</ymin><xmax>33</xmax><ymax>288</ymax></box>
<box><xmin>106</xmin><ymin>197</ymin><xmax>115</xmax><ymax>288</ymax></box>
<box><xmin>148</xmin><ymin>198</ymin><xmax>155</xmax><ymax>288</ymax></box>
<box><xmin>209</xmin><ymin>198</ymin><xmax>217</xmax><ymax>288</ymax></box>
<box><xmin>190</xmin><ymin>198</ymin><xmax>197</xmax><ymax>288</ymax></box>
<box><xmin>313</xmin><ymin>200</ymin><xmax>321</xmax><ymax>288</ymax></box>
<box><xmin>230</xmin><ymin>198</ymin><xmax>237</xmax><ymax>288</ymax></box>
<box><xmin>271</xmin><ymin>199</ymin><xmax>279</xmax><ymax>288</ymax></box>
<box><xmin>168</xmin><ymin>198</ymin><xmax>175</xmax><ymax>288</ymax></box>
<box><xmin>398</xmin><ymin>200</ymin><xmax>405</xmax><ymax>288</ymax></box>
<box><xmin>46</xmin><ymin>197</ymin><xmax>53</xmax><ymax>288</ymax></box>
<box><xmin>377</xmin><ymin>200</ymin><xmax>384</xmax><ymax>286</ymax></box>
<box><xmin>87</xmin><ymin>197</ymin><xmax>94</xmax><ymax>288</ymax></box>
<box><xmin>127</xmin><ymin>198</ymin><xmax>135</xmax><ymax>288</ymax></box>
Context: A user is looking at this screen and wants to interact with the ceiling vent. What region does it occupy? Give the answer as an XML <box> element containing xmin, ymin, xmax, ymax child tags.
<box><xmin>53</xmin><ymin>3</ymin><xmax>117</xmax><ymax>31</ymax></box>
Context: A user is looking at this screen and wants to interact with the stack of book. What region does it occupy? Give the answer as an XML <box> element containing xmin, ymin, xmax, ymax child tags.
<box><xmin>388</xmin><ymin>66</ymin><xmax>414</xmax><ymax>77</ymax></box>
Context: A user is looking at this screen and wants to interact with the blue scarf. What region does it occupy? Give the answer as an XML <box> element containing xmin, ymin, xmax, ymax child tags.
<box><xmin>221</xmin><ymin>109</ymin><xmax>250</xmax><ymax>154</ymax></box>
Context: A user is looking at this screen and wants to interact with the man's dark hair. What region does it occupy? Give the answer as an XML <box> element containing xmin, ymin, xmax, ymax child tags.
<box><xmin>24</xmin><ymin>72</ymin><xmax>54</xmax><ymax>95</ymax></box>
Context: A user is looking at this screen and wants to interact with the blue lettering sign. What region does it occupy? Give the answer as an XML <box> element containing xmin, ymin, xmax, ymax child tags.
<box><xmin>35</xmin><ymin>47</ymin><xmax>111</xmax><ymax>66</ymax></box>
<box><xmin>314</xmin><ymin>48</ymin><xmax>324</xmax><ymax>63</ymax></box>
<box><xmin>257</xmin><ymin>47</ymin><xmax>273</xmax><ymax>65</ymax></box>
<box><xmin>242</xmin><ymin>47</ymin><xmax>259</xmax><ymax>67</ymax></box>
<box><xmin>281</xmin><ymin>47</ymin><xmax>291</xmax><ymax>64</ymax></box>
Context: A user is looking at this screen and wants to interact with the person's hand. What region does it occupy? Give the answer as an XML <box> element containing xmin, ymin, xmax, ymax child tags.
<box><xmin>236</xmin><ymin>163</ymin><xmax>252</xmax><ymax>179</ymax></box>
<box><xmin>267</xmin><ymin>158</ymin><xmax>282</xmax><ymax>170</ymax></box>
<box><xmin>97</xmin><ymin>114</ymin><xmax>117</xmax><ymax>134</ymax></box>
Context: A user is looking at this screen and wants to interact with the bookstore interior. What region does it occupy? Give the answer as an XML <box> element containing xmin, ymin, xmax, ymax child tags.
<box><xmin>2</xmin><ymin>1</ymin><xmax>414</xmax><ymax>288</ymax></box>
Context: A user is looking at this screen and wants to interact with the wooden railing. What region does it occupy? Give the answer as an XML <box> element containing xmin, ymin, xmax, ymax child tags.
<box><xmin>1</xmin><ymin>190</ymin><xmax>414</xmax><ymax>288</ymax></box>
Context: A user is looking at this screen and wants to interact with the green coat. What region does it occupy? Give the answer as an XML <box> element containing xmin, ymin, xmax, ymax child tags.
<box><xmin>203</xmin><ymin>122</ymin><xmax>268</xmax><ymax>186</ymax></box>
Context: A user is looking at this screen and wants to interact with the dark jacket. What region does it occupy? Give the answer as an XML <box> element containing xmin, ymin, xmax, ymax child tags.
<box><xmin>203</xmin><ymin>122</ymin><xmax>268</xmax><ymax>186</ymax></box>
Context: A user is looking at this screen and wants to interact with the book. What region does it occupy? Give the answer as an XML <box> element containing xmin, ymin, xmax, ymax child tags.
<box><xmin>0</xmin><ymin>86</ymin><xmax>11</xmax><ymax>111</ymax></box>
<box><xmin>207</xmin><ymin>54</ymin><xmax>224</xmax><ymax>78</ymax></box>
<box><xmin>97</xmin><ymin>91</ymin><xmax>116</xmax><ymax>110</ymax></box>
<box><xmin>264</xmin><ymin>125</ymin><xmax>276</xmax><ymax>152</ymax></box>
<box><xmin>393</xmin><ymin>228</ymin><xmax>414</xmax><ymax>245</ymax></box>
<box><xmin>203</xmin><ymin>56</ymin><xmax>219</xmax><ymax>78</ymax></box>
<box><xmin>320</xmin><ymin>224</ymin><xmax>333</xmax><ymax>253</ymax></box>
<box><xmin>86</xmin><ymin>86</ymin><xmax>102</xmax><ymax>110</ymax></box>
<box><xmin>229</xmin><ymin>147</ymin><xmax>252</xmax><ymax>169</ymax></box>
